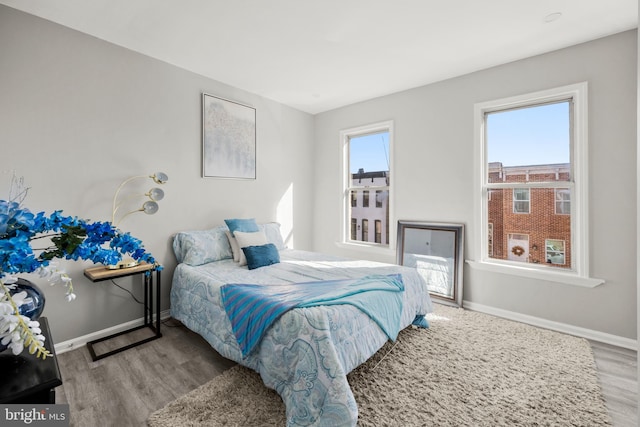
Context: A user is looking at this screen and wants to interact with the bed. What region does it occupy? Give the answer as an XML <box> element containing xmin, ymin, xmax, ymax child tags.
<box><xmin>170</xmin><ymin>222</ymin><xmax>433</xmax><ymax>426</ymax></box>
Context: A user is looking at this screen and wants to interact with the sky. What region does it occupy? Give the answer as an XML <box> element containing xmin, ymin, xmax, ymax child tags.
<box><xmin>487</xmin><ymin>101</ymin><xmax>570</xmax><ymax>166</ymax></box>
<box><xmin>349</xmin><ymin>132</ymin><xmax>390</xmax><ymax>173</ymax></box>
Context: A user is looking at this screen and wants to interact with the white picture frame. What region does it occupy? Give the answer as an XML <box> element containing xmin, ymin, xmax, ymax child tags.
<box><xmin>202</xmin><ymin>93</ymin><xmax>256</xmax><ymax>179</ymax></box>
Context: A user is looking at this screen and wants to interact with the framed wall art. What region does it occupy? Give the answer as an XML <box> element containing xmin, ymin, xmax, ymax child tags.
<box><xmin>202</xmin><ymin>93</ymin><xmax>256</xmax><ymax>179</ymax></box>
<box><xmin>397</xmin><ymin>220</ymin><xmax>465</xmax><ymax>307</ymax></box>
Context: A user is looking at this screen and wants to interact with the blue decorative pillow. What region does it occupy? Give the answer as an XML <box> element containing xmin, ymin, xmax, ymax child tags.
<box><xmin>173</xmin><ymin>226</ymin><xmax>233</xmax><ymax>265</ymax></box>
<box><xmin>242</xmin><ymin>243</ymin><xmax>280</xmax><ymax>270</ymax></box>
<box><xmin>224</xmin><ymin>218</ymin><xmax>260</xmax><ymax>236</ymax></box>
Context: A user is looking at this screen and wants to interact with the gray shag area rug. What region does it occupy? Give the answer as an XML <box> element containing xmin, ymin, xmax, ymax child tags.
<box><xmin>148</xmin><ymin>304</ymin><xmax>612</xmax><ymax>426</ymax></box>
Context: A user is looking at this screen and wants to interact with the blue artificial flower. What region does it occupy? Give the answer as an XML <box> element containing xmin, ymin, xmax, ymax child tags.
<box><xmin>0</xmin><ymin>198</ymin><xmax>160</xmax><ymax>281</ymax></box>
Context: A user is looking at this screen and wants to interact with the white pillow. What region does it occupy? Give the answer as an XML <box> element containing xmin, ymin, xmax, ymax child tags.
<box><xmin>234</xmin><ymin>230</ymin><xmax>268</xmax><ymax>266</ymax></box>
<box><xmin>225</xmin><ymin>230</ymin><xmax>241</xmax><ymax>262</ymax></box>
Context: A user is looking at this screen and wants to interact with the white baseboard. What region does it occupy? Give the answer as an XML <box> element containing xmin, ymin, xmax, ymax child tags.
<box><xmin>462</xmin><ymin>301</ymin><xmax>637</xmax><ymax>351</ymax></box>
<box><xmin>54</xmin><ymin>309</ymin><xmax>172</xmax><ymax>355</ymax></box>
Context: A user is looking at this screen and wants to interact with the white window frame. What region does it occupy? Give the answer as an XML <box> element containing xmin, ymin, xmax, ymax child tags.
<box><xmin>469</xmin><ymin>82</ymin><xmax>603</xmax><ymax>287</ymax></box>
<box><xmin>339</xmin><ymin>121</ymin><xmax>395</xmax><ymax>254</ymax></box>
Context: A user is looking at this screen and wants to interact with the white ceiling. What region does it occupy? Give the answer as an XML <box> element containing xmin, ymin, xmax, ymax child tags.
<box><xmin>1</xmin><ymin>0</ymin><xmax>637</xmax><ymax>114</ymax></box>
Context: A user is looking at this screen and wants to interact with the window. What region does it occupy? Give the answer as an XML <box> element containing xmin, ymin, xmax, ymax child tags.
<box><xmin>472</xmin><ymin>82</ymin><xmax>600</xmax><ymax>287</ymax></box>
<box><xmin>350</xmin><ymin>218</ymin><xmax>357</xmax><ymax>240</ymax></box>
<box><xmin>362</xmin><ymin>219</ymin><xmax>369</xmax><ymax>242</ymax></box>
<box><xmin>513</xmin><ymin>189</ymin><xmax>530</xmax><ymax>213</ymax></box>
<box><xmin>555</xmin><ymin>188</ymin><xmax>570</xmax><ymax>215</ymax></box>
<box><xmin>546</xmin><ymin>239</ymin><xmax>566</xmax><ymax>265</ymax></box>
<box><xmin>487</xmin><ymin>100</ymin><xmax>570</xmax><ymax>268</ymax></box>
<box><xmin>342</xmin><ymin>121</ymin><xmax>393</xmax><ymax>248</ymax></box>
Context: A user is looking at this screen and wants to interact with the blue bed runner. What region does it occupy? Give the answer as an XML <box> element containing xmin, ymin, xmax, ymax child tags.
<box><xmin>221</xmin><ymin>274</ymin><xmax>405</xmax><ymax>357</ymax></box>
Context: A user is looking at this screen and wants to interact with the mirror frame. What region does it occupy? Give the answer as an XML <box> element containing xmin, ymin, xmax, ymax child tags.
<box><xmin>396</xmin><ymin>220</ymin><xmax>465</xmax><ymax>307</ymax></box>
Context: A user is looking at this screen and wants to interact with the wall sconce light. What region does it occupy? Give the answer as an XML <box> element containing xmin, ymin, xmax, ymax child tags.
<box><xmin>532</xmin><ymin>244</ymin><xmax>538</xmax><ymax>251</ymax></box>
<box><xmin>111</xmin><ymin>172</ymin><xmax>168</xmax><ymax>227</ymax></box>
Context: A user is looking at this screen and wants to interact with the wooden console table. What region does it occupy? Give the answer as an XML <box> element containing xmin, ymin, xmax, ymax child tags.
<box><xmin>83</xmin><ymin>262</ymin><xmax>162</xmax><ymax>361</ymax></box>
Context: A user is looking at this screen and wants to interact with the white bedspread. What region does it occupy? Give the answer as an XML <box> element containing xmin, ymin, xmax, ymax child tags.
<box><xmin>170</xmin><ymin>249</ymin><xmax>432</xmax><ymax>426</ymax></box>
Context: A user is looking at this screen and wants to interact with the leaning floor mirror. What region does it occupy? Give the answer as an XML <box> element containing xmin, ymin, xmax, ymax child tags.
<box><xmin>396</xmin><ymin>221</ymin><xmax>465</xmax><ymax>307</ymax></box>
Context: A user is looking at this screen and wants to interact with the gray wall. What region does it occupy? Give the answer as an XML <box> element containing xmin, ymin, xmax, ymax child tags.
<box><xmin>314</xmin><ymin>31</ymin><xmax>637</xmax><ymax>340</ymax></box>
<box><xmin>0</xmin><ymin>6</ymin><xmax>315</xmax><ymax>342</ymax></box>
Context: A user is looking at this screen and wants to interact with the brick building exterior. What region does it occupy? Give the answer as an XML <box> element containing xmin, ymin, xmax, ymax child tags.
<box><xmin>488</xmin><ymin>162</ymin><xmax>571</xmax><ymax>268</ymax></box>
<box><xmin>350</xmin><ymin>169</ymin><xmax>389</xmax><ymax>245</ymax></box>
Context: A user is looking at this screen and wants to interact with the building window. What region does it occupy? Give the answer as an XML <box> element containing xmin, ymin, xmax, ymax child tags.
<box><xmin>513</xmin><ymin>189</ymin><xmax>530</xmax><ymax>214</ymax></box>
<box><xmin>555</xmin><ymin>188</ymin><xmax>570</xmax><ymax>215</ymax></box>
<box><xmin>546</xmin><ymin>239</ymin><xmax>566</xmax><ymax>265</ymax></box>
<box><xmin>475</xmin><ymin>82</ymin><xmax>590</xmax><ymax>279</ymax></box>
<box><xmin>351</xmin><ymin>218</ymin><xmax>357</xmax><ymax>240</ymax></box>
<box><xmin>375</xmin><ymin>190</ymin><xmax>383</xmax><ymax>208</ymax></box>
<box><xmin>362</xmin><ymin>219</ymin><xmax>369</xmax><ymax>242</ymax></box>
<box><xmin>342</xmin><ymin>121</ymin><xmax>393</xmax><ymax>247</ymax></box>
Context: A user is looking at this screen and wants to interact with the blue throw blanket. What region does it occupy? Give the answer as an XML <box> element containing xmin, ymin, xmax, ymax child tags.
<box><xmin>221</xmin><ymin>274</ymin><xmax>405</xmax><ymax>357</ymax></box>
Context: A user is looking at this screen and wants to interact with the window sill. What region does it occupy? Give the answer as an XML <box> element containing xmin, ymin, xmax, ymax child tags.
<box><xmin>466</xmin><ymin>260</ymin><xmax>604</xmax><ymax>288</ymax></box>
<box><xmin>335</xmin><ymin>241</ymin><xmax>396</xmax><ymax>258</ymax></box>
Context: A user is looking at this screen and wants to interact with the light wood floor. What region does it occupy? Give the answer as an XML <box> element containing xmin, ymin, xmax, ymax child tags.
<box><xmin>55</xmin><ymin>319</ymin><xmax>638</xmax><ymax>427</ymax></box>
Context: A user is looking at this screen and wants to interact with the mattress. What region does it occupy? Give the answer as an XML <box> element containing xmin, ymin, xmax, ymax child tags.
<box><xmin>170</xmin><ymin>248</ymin><xmax>433</xmax><ymax>426</ymax></box>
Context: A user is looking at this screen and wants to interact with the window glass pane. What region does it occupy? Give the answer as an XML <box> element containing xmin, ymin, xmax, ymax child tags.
<box><xmin>346</xmin><ymin>126</ymin><xmax>390</xmax><ymax>247</ymax></box>
<box><xmin>488</xmin><ymin>187</ymin><xmax>571</xmax><ymax>268</ymax></box>
<box><xmin>350</xmin><ymin>218</ymin><xmax>357</xmax><ymax>240</ymax></box>
<box><xmin>486</xmin><ymin>100</ymin><xmax>573</xmax><ymax>269</ymax></box>
<box><xmin>362</xmin><ymin>219</ymin><xmax>369</xmax><ymax>242</ymax></box>
<box><xmin>375</xmin><ymin>190</ymin><xmax>382</xmax><ymax>208</ymax></box>
<box><xmin>513</xmin><ymin>188</ymin><xmax>530</xmax><ymax>213</ymax></box>
<box><xmin>555</xmin><ymin>188</ymin><xmax>570</xmax><ymax>214</ymax></box>
<box><xmin>487</xmin><ymin>102</ymin><xmax>570</xmax><ymax>177</ymax></box>
<box><xmin>349</xmin><ymin>132</ymin><xmax>390</xmax><ymax>188</ymax></box>
<box><xmin>546</xmin><ymin>239</ymin><xmax>566</xmax><ymax>265</ymax></box>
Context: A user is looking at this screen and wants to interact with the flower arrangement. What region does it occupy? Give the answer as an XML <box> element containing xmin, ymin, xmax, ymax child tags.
<box><xmin>0</xmin><ymin>176</ymin><xmax>159</xmax><ymax>359</ymax></box>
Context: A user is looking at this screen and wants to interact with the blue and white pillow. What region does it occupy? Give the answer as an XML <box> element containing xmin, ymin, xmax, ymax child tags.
<box><xmin>173</xmin><ymin>226</ymin><xmax>233</xmax><ymax>266</ymax></box>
